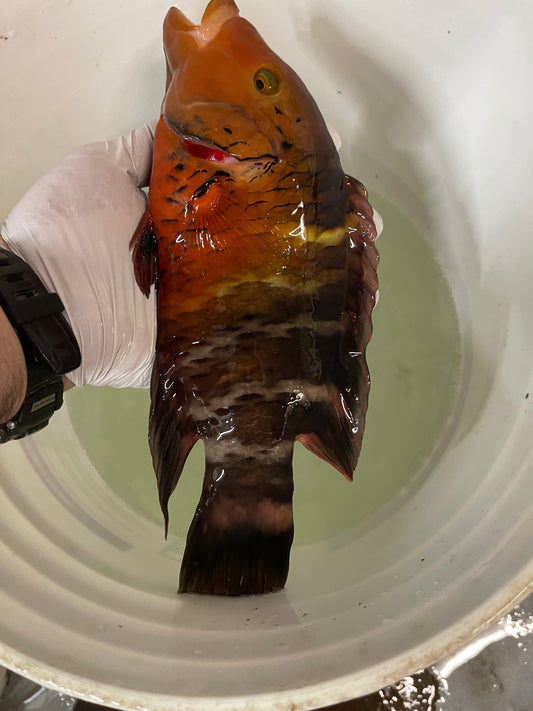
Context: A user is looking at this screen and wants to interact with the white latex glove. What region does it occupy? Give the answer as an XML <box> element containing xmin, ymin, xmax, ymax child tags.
<box><xmin>0</xmin><ymin>124</ymin><xmax>157</xmax><ymax>388</ymax></box>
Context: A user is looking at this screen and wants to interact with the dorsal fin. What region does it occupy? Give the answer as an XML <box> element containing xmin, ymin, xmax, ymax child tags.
<box><xmin>295</xmin><ymin>176</ymin><xmax>379</xmax><ymax>481</ymax></box>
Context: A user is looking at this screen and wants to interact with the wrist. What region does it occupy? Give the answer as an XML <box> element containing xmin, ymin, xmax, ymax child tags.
<box><xmin>0</xmin><ymin>246</ymin><xmax>80</xmax><ymax>440</ymax></box>
<box><xmin>0</xmin><ymin>304</ymin><xmax>27</xmax><ymax>422</ymax></box>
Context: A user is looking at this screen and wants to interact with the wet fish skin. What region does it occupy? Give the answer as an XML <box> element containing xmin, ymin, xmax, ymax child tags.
<box><xmin>131</xmin><ymin>0</ymin><xmax>379</xmax><ymax>595</ymax></box>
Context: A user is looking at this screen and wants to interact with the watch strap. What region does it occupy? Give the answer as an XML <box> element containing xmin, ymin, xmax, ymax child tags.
<box><xmin>0</xmin><ymin>247</ymin><xmax>80</xmax><ymax>374</ymax></box>
<box><xmin>0</xmin><ymin>247</ymin><xmax>81</xmax><ymax>441</ymax></box>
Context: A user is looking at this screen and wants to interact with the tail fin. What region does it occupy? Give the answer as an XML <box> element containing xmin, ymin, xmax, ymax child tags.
<box><xmin>179</xmin><ymin>444</ymin><xmax>294</xmax><ymax>595</ymax></box>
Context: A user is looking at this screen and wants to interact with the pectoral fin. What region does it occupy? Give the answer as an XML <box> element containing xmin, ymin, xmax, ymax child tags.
<box><xmin>130</xmin><ymin>208</ymin><xmax>158</xmax><ymax>297</ymax></box>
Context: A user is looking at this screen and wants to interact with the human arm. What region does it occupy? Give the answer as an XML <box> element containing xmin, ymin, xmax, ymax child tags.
<box><xmin>0</xmin><ymin>295</ymin><xmax>26</xmax><ymax>423</ymax></box>
<box><xmin>1</xmin><ymin>236</ymin><xmax>81</xmax><ymax>438</ymax></box>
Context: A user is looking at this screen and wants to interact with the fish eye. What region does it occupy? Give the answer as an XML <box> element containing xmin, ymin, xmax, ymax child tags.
<box><xmin>253</xmin><ymin>68</ymin><xmax>280</xmax><ymax>95</ymax></box>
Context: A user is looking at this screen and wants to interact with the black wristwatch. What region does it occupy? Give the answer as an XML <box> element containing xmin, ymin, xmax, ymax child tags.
<box><xmin>0</xmin><ymin>247</ymin><xmax>81</xmax><ymax>443</ymax></box>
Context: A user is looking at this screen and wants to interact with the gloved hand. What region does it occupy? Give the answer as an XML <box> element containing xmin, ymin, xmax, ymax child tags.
<box><xmin>0</xmin><ymin>124</ymin><xmax>157</xmax><ymax>388</ymax></box>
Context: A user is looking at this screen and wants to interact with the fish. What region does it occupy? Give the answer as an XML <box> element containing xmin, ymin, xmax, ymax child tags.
<box><xmin>130</xmin><ymin>0</ymin><xmax>379</xmax><ymax>596</ymax></box>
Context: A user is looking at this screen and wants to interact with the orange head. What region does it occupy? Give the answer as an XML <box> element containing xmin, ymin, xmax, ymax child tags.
<box><xmin>161</xmin><ymin>0</ymin><xmax>339</xmax><ymax>173</ymax></box>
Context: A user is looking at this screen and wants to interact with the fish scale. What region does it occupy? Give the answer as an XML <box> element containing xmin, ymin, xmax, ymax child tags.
<box><xmin>131</xmin><ymin>0</ymin><xmax>378</xmax><ymax>595</ymax></box>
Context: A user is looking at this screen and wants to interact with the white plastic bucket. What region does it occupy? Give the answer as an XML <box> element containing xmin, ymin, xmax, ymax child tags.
<box><xmin>1</xmin><ymin>1</ymin><xmax>532</xmax><ymax>709</ymax></box>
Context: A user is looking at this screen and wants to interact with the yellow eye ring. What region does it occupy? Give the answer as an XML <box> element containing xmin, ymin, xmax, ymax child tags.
<box><xmin>253</xmin><ymin>68</ymin><xmax>280</xmax><ymax>95</ymax></box>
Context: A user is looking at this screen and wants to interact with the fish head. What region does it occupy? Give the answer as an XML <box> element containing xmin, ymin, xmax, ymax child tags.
<box><xmin>161</xmin><ymin>0</ymin><xmax>338</xmax><ymax>175</ymax></box>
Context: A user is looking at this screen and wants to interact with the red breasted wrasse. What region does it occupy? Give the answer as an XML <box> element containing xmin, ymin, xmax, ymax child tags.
<box><xmin>131</xmin><ymin>0</ymin><xmax>379</xmax><ymax>595</ymax></box>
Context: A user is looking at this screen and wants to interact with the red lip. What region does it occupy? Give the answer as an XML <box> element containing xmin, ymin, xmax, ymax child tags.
<box><xmin>181</xmin><ymin>137</ymin><xmax>239</xmax><ymax>164</ymax></box>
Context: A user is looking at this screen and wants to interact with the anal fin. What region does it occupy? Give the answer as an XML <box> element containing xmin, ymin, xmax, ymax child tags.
<box><xmin>148</xmin><ymin>366</ymin><xmax>199</xmax><ymax>536</ymax></box>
